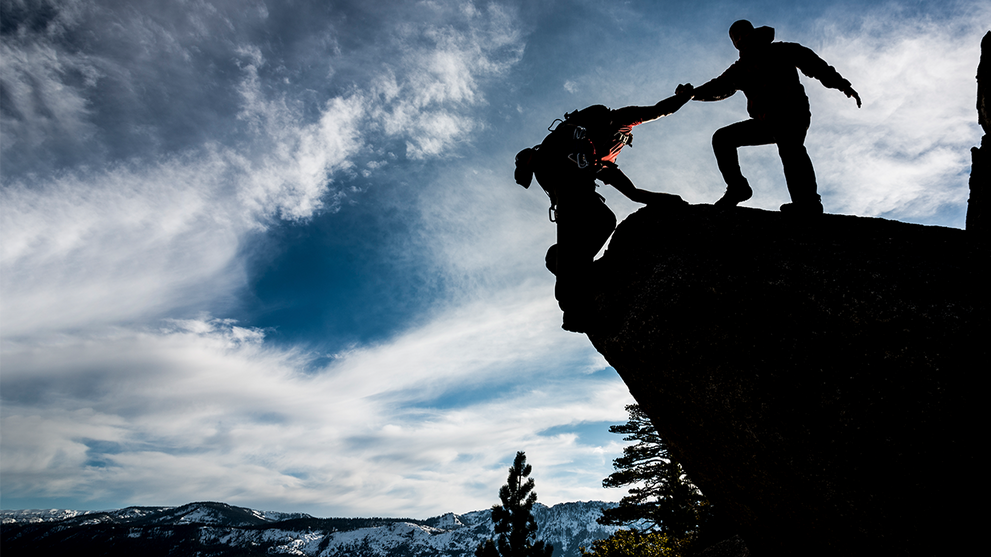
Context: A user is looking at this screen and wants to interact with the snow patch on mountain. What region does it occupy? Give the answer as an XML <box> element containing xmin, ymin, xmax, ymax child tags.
<box><xmin>1</xmin><ymin>500</ymin><xmax>621</xmax><ymax>557</ymax></box>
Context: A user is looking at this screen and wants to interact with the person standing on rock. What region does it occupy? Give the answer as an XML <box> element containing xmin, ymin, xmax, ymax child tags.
<box><xmin>514</xmin><ymin>86</ymin><xmax>694</xmax><ymax>332</ymax></box>
<box><xmin>691</xmin><ymin>19</ymin><xmax>861</xmax><ymax>215</ymax></box>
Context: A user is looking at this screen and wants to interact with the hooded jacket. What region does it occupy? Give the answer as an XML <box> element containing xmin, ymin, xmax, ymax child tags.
<box><xmin>692</xmin><ymin>26</ymin><xmax>853</xmax><ymax>122</ymax></box>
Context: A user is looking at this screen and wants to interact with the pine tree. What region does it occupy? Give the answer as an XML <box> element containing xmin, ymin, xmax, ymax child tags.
<box><xmin>597</xmin><ymin>405</ymin><xmax>730</xmax><ymax>553</ymax></box>
<box><xmin>476</xmin><ymin>451</ymin><xmax>554</xmax><ymax>557</ymax></box>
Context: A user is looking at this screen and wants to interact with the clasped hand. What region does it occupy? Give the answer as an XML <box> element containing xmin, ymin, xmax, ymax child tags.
<box><xmin>675</xmin><ymin>83</ymin><xmax>694</xmax><ymax>97</ymax></box>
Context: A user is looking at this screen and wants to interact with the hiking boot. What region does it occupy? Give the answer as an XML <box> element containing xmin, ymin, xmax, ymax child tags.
<box><xmin>714</xmin><ymin>183</ymin><xmax>753</xmax><ymax>207</ymax></box>
<box><xmin>780</xmin><ymin>200</ymin><xmax>824</xmax><ymax>215</ymax></box>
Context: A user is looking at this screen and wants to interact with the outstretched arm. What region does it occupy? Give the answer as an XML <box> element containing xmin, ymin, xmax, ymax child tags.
<box><xmin>645</xmin><ymin>83</ymin><xmax>695</xmax><ymax>122</ymax></box>
<box><xmin>598</xmin><ymin>164</ymin><xmax>687</xmax><ymax>206</ymax></box>
<box><xmin>610</xmin><ymin>84</ymin><xmax>696</xmax><ymax>126</ymax></box>
<box><xmin>791</xmin><ymin>43</ymin><xmax>861</xmax><ymax>107</ymax></box>
<box><xmin>691</xmin><ymin>65</ymin><xmax>740</xmax><ymax>102</ymax></box>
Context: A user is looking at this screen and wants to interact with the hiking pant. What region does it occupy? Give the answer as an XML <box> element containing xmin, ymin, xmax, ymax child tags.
<box><xmin>712</xmin><ymin>117</ymin><xmax>820</xmax><ymax>204</ymax></box>
<box><xmin>535</xmin><ymin>164</ymin><xmax>616</xmax><ymax>314</ymax></box>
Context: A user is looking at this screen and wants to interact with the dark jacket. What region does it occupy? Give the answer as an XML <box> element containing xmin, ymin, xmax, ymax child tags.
<box><xmin>692</xmin><ymin>26</ymin><xmax>852</xmax><ymax>121</ymax></box>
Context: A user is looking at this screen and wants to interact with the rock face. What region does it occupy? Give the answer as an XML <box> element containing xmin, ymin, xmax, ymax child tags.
<box><xmin>969</xmin><ymin>31</ymin><xmax>990</xmax><ymax>237</ymax></box>
<box><xmin>584</xmin><ymin>205</ymin><xmax>987</xmax><ymax>555</ymax></box>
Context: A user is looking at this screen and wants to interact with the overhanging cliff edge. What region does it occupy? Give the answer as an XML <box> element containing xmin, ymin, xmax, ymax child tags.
<box><xmin>585</xmin><ymin>204</ymin><xmax>987</xmax><ymax>555</ymax></box>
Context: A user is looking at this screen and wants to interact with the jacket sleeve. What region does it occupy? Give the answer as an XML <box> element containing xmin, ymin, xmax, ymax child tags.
<box><xmin>691</xmin><ymin>63</ymin><xmax>740</xmax><ymax>101</ymax></box>
<box><xmin>610</xmin><ymin>91</ymin><xmax>693</xmax><ymax>127</ymax></box>
<box><xmin>788</xmin><ymin>43</ymin><xmax>852</xmax><ymax>91</ymax></box>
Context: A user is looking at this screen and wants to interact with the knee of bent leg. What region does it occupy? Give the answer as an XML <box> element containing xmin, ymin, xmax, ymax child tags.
<box><xmin>712</xmin><ymin>127</ymin><xmax>733</xmax><ymax>151</ymax></box>
<box><xmin>545</xmin><ymin>244</ymin><xmax>558</xmax><ymax>275</ymax></box>
<box><xmin>777</xmin><ymin>141</ymin><xmax>808</xmax><ymax>159</ymax></box>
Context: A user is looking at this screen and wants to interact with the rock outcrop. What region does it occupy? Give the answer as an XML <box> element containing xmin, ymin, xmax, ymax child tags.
<box><xmin>968</xmin><ymin>31</ymin><xmax>990</xmax><ymax>238</ymax></box>
<box><xmin>584</xmin><ymin>204</ymin><xmax>987</xmax><ymax>555</ymax></box>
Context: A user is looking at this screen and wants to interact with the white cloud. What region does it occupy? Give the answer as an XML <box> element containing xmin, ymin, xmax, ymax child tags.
<box><xmin>1</xmin><ymin>293</ymin><xmax>631</xmax><ymax>516</ymax></box>
<box><xmin>373</xmin><ymin>3</ymin><xmax>524</xmax><ymax>159</ymax></box>
<box><xmin>804</xmin><ymin>6</ymin><xmax>987</xmax><ymax>222</ymax></box>
<box><xmin>0</xmin><ymin>93</ymin><xmax>370</xmax><ymax>339</ymax></box>
<box><xmin>233</xmin><ymin>56</ymin><xmax>367</xmax><ymax>219</ymax></box>
<box><xmin>1</xmin><ymin>0</ymin><xmax>527</xmax><ymax>339</ymax></box>
<box><xmin>1</xmin><ymin>155</ymin><xmax>244</xmax><ymax>337</ymax></box>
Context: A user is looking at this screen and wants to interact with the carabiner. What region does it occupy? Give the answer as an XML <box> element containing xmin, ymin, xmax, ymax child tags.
<box><xmin>568</xmin><ymin>152</ymin><xmax>588</xmax><ymax>169</ymax></box>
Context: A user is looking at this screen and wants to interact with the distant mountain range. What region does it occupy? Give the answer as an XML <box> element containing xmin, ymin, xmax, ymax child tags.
<box><xmin>1</xmin><ymin>500</ymin><xmax>620</xmax><ymax>557</ymax></box>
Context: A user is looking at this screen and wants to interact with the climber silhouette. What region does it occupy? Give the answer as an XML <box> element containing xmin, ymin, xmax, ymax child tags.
<box><xmin>514</xmin><ymin>85</ymin><xmax>693</xmax><ymax>332</ymax></box>
<box><xmin>692</xmin><ymin>19</ymin><xmax>861</xmax><ymax>214</ymax></box>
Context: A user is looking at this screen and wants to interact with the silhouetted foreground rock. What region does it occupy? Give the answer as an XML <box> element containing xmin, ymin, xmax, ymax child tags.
<box><xmin>585</xmin><ymin>204</ymin><xmax>987</xmax><ymax>556</ymax></box>
<box><xmin>968</xmin><ymin>31</ymin><xmax>990</xmax><ymax>237</ymax></box>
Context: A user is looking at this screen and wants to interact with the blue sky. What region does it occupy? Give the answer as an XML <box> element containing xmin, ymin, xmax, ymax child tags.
<box><xmin>1</xmin><ymin>0</ymin><xmax>986</xmax><ymax>517</ymax></box>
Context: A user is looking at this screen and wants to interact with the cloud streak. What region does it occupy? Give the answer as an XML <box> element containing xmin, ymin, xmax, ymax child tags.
<box><xmin>805</xmin><ymin>4</ymin><xmax>986</xmax><ymax>222</ymax></box>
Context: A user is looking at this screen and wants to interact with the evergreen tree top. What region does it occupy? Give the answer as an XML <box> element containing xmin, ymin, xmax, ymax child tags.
<box><xmin>476</xmin><ymin>451</ymin><xmax>553</xmax><ymax>557</ymax></box>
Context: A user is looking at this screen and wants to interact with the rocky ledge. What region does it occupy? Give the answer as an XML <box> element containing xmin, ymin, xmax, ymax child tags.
<box><xmin>585</xmin><ymin>204</ymin><xmax>987</xmax><ymax>555</ymax></box>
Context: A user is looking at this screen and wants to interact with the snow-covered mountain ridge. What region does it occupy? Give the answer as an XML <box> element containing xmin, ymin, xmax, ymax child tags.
<box><xmin>1</xmin><ymin>500</ymin><xmax>620</xmax><ymax>557</ymax></box>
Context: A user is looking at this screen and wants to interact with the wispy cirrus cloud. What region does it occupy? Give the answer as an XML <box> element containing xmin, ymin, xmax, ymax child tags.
<box><xmin>1</xmin><ymin>0</ymin><xmax>526</xmax><ymax>339</ymax></box>
<box><xmin>805</xmin><ymin>4</ymin><xmax>987</xmax><ymax>223</ymax></box>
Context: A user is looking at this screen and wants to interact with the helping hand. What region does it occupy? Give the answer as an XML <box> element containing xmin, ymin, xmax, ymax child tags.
<box><xmin>637</xmin><ymin>191</ymin><xmax>689</xmax><ymax>207</ymax></box>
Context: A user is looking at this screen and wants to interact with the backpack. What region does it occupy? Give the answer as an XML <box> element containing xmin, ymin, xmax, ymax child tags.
<box><xmin>540</xmin><ymin>105</ymin><xmax>610</xmax><ymax>170</ymax></box>
<box><xmin>514</xmin><ymin>106</ymin><xmax>629</xmax><ymax>220</ymax></box>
